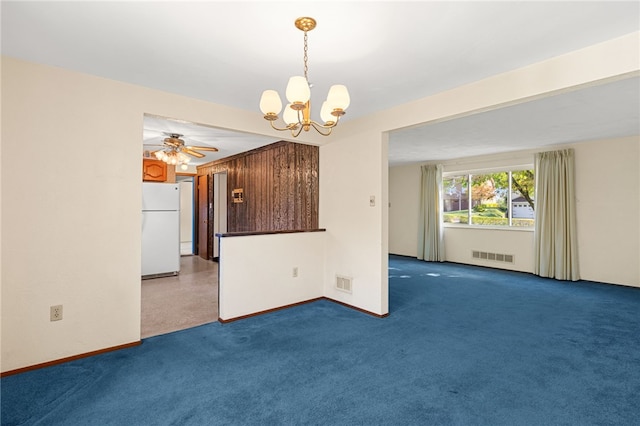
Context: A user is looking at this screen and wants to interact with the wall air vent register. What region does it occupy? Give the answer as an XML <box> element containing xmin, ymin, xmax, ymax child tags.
<box><xmin>472</xmin><ymin>250</ymin><xmax>514</xmax><ymax>264</ymax></box>
<box><xmin>336</xmin><ymin>275</ymin><xmax>353</xmax><ymax>293</ymax></box>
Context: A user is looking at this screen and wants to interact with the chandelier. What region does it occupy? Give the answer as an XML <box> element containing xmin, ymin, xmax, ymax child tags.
<box><xmin>154</xmin><ymin>148</ymin><xmax>191</xmax><ymax>171</ymax></box>
<box><xmin>259</xmin><ymin>17</ymin><xmax>350</xmax><ymax>137</ymax></box>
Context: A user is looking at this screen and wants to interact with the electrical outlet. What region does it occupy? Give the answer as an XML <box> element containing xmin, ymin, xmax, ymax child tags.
<box><xmin>50</xmin><ymin>305</ymin><xmax>63</xmax><ymax>321</ymax></box>
<box><xmin>292</xmin><ymin>267</ymin><xmax>298</xmax><ymax>278</ymax></box>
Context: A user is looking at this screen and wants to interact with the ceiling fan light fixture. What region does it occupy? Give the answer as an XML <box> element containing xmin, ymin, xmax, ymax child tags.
<box><xmin>145</xmin><ymin>132</ymin><xmax>218</xmax><ymax>167</ymax></box>
<box><xmin>259</xmin><ymin>17</ymin><xmax>349</xmax><ymax>137</ymax></box>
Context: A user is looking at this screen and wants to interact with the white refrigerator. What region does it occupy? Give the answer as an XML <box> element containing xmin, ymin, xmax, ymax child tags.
<box><xmin>142</xmin><ymin>182</ymin><xmax>180</xmax><ymax>278</ymax></box>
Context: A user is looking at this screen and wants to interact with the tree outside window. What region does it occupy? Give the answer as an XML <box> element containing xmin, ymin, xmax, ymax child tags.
<box><xmin>443</xmin><ymin>170</ymin><xmax>534</xmax><ymax>227</ymax></box>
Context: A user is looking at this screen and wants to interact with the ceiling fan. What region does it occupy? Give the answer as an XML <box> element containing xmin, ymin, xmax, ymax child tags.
<box><xmin>144</xmin><ymin>133</ymin><xmax>218</xmax><ymax>167</ymax></box>
<box><xmin>146</xmin><ymin>133</ymin><xmax>218</xmax><ymax>158</ymax></box>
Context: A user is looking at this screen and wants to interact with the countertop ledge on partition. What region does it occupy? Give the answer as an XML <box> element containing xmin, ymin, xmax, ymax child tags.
<box><xmin>216</xmin><ymin>229</ymin><xmax>326</xmax><ymax>238</ymax></box>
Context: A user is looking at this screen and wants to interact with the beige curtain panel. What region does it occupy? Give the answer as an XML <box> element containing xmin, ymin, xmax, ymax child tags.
<box><xmin>534</xmin><ymin>149</ymin><xmax>580</xmax><ymax>281</ymax></box>
<box><xmin>418</xmin><ymin>164</ymin><xmax>444</xmax><ymax>262</ymax></box>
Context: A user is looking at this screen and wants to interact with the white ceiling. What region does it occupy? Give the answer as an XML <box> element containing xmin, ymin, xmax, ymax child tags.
<box><xmin>2</xmin><ymin>1</ymin><xmax>639</xmax><ymax>166</ymax></box>
<box><xmin>389</xmin><ymin>76</ymin><xmax>640</xmax><ymax>164</ymax></box>
<box><xmin>142</xmin><ymin>114</ymin><xmax>278</xmax><ymax>165</ymax></box>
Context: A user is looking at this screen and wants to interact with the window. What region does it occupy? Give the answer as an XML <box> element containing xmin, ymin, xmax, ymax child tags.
<box><xmin>443</xmin><ymin>169</ymin><xmax>535</xmax><ymax>227</ymax></box>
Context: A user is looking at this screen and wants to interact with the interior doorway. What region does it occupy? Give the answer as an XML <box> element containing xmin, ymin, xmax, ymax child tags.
<box><xmin>197</xmin><ymin>174</ymin><xmax>209</xmax><ymax>259</ymax></box>
<box><xmin>196</xmin><ymin>172</ymin><xmax>227</xmax><ymax>260</ymax></box>
<box><xmin>176</xmin><ymin>174</ymin><xmax>195</xmax><ymax>256</ymax></box>
<box><xmin>141</xmin><ymin>113</ymin><xmax>273</xmax><ymax>339</ymax></box>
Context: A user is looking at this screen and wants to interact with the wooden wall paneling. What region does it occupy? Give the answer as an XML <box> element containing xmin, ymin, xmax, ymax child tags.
<box><xmin>310</xmin><ymin>143</ymin><xmax>320</xmax><ymax>229</ymax></box>
<box><xmin>275</xmin><ymin>144</ymin><xmax>284</xmax><ymax>229</ymax></box>
<box><xmin>312</xmin><ymin>144</ymin><xmax>319</xmax><ymax>228</ymax></box>
<box><xmin>243</xmin><ymin>155</ymin><xmax>253</xmax><ymax>231</ymax></box>
<box><xmin>271</xmin><ymin>144</ymin><xmax>283</xmax><ymax>230</ymax></box>
<box><xmin>302</xmin><ymin>145</ymin><xmax>311</xmax><ymax>229</ymax></box>
<box><xmin>264</xmin><ymin>148</ymin><xmax>274</xmax><ymax>230</ymax></box>
<box><xmin>250</xmin><ymin>155</ymin><xmax>257</xmax><ymax>230</ymax></box>
<box><xmin>263</xmin><ymin>151</ymin><xmax>270</xmax><ymax>230</ymax></box>
<box><xmin>286</xmin><ymin>143</ymin><xmax>296</xmax><ymax>229</ymax></box>
<box><xmin>237</xmin><ymin>156</ymin><xmax>247</xmax><ymax>232</ymax></box>
<box><xmin>225</xmin><ymin>160</ymin><xmax>235</xmax><ymax>232</ymax></box>
<box><xmin>295</xmin><ymin>144</ymin><xmax>305</xmax><ymax>230</ymax></box>
<box><xmin>291</xmin><ymin>143</ymin><xmax>301</xmax><ymax>229</ymax></box>
<box><xmin>196</xmin><ymin>141</ymin><xmax>319</xmax><ymax>233</ymax></box>
<box><xmin>231</xmin><ymin>157</ymin><xmax>241</xmax><ymax>233</ymax></box>
<box><xmin>253</xmin><ymin>150</ymin><xmax>267</xmax><ymax>231</ymax></box>
<box><xmin>297</xmin><ymin>145</ymin><xmax>308</xmax><ymax>230</ymax></box>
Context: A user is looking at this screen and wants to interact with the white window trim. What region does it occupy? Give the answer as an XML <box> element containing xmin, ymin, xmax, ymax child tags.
<box><xmin>442</xmin><ymin>166</ymin><xmax>535</xmax><ymax>231</ymax></box>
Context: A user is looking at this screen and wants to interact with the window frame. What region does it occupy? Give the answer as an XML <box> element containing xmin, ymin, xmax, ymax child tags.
<box><xmin>442</xmin><ymin>167</ymin><xmax>535</xmax><ymax>231</ymax></box>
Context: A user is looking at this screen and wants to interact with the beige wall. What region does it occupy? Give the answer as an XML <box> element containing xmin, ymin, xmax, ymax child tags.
<box><xmin>388</xmin><ymin>136</ymin><xmax>640</xmax><ymax>286</ymax></box>
<box><xmin>389</xmin><ymin>165</ymin><xmax>420</xmax><ymax>256</ymax></box>
<box><xmin>574</xmin><ymin>136</ymin><xmax>640</xmax><ymax>285</ymax></box>
<box><xmin>218</xmin><ymin>232</ymin><xmax>325</xmax><ymax>321</ymax></box>
<box><xmin>320</xmin><ymin>129</ymin><xmax>389</xmax><ymax>315</ymax></box>
<box><xmin>3</xmin><ymin>59</ymin><xmax>144</xmax><ymax>372</ymax></box>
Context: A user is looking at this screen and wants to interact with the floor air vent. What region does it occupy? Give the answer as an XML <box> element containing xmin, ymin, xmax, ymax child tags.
<box><xmin>472</xmin><ymin>250</ymin><xmax>514</xmax><ymax>264</ymax></box>
<box><xmin>336</xmin><ymin>275</ymin><xmax>353</xmax><ymax>293</ymax></box>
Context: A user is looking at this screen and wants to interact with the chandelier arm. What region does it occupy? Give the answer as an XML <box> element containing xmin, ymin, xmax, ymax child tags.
<box><xmin>310</xmin><ymin>116</ymin><xmax>340</xmax><ymax>130</ymax></box>
<box><xmin>269</xmin><ymin>120</ymin><xmax>294</xmax><ymax>132</ymax></box>
<box><xmin>290</xmin><ymin>125</ymin><xmax>304</xmax><ymax>138</ymax></box>
<box><xmin>308</xmin><ymin>121</ymin><xmax>333</xmax><ymax>136</ymax></box>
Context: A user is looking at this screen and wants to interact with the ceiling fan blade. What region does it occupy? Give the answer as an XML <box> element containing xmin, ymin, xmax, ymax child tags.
<box><xmin>182</xmin><ymin>148</ymin><xmax>206</xmax><ymax>158</ymax></box>
<box><xmin>187</xmin><ymin>145</ymin><xmax>219</xmax><ymax>152</ymax></box>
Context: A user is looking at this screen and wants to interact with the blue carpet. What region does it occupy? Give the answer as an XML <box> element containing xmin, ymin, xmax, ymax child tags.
<box><xmin>2</xmin><ymin>256</ymin><xmax>640</xmax><ymax>425</ymax></box>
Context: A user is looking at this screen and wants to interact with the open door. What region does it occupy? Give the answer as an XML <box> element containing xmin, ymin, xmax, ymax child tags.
<box><xmin>197</xmin><ymin>174</ymin><xmax>209</xmax><ymax>260</ymax></box>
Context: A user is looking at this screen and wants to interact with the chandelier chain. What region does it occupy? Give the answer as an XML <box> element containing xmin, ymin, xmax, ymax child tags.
<box><xmin>303</xmin><ymin>31</ymin><xmax>309</xmax><ymax>82</ymax></box>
